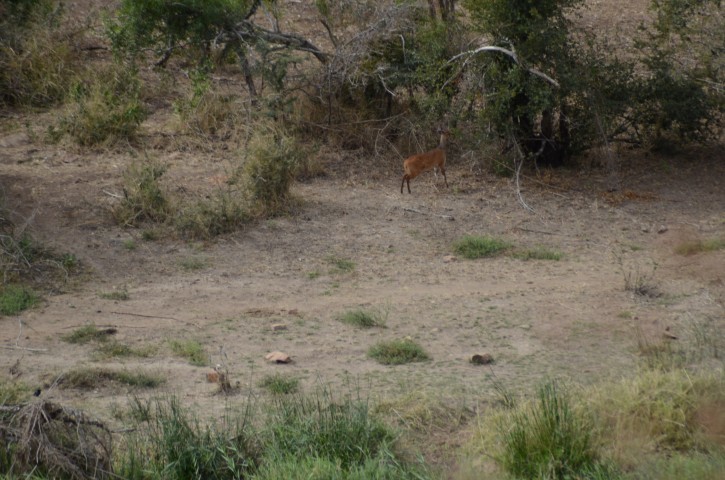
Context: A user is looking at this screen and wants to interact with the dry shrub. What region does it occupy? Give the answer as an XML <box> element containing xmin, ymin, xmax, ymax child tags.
<box><xmin>112</xmin><ymin>160</ymin><xmax>172</xmax><ymax>227</ymax></box>
<box><xmin>0</xmin><ymin>1</ymin><xmax>80</xmax><ymax>107</ymax></box>
<box><xmin>175</xmin><ymin>87</ymin><xmax>249</xmax><ymax>140</ymax></box>
<box><xmin>0</xmin><ymin>401</ymin><xmax>112</xmax><ymax>479</ymax></box>
<box><xmin>51</xmin><ymin>64</ymin><xmax>146</xmax><ymax>147</ymax></box>
<box><xmin>242</xmin><ymin>123</ymin><xmax>305</xmax><ymax>215</ymax></box>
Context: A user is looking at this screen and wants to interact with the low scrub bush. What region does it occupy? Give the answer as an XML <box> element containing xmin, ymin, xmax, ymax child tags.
<box><xmin>51</xmin><ymin>64</ymin><xmax>146</xmax><ymax>146</ymax></box>
<box><xmin>242</xmin><ymin>125</ymin><xmax>304</xmax><ymax>215</ymax></box>
<box><xmin>1</xmin><ymin>208</ymin><xmax>81</xmax><ymax>287</ymax></box>
<box><xmin>0</xmin><ymin>0</ymin><xmax>79</xmax><ymax>107</ymax></box>
<box><xmin>368</xmin><ymin>339</ymin><xmax>430</xmax><ymax>365</ymax></box>
<box><xmin>0</xmin><ymin>284</ymin><xmax>39</xmax><ymax>315</ymax></box>
<box><xmin>454</xmin><ymin>235</ymin><xmax>512</xmax><ymax>259</ymax></box>
<box><xmin>113</xmin><ymin>161</ymin><xmax>172</xmax><ymax>226</ymax></box>
<box><xmin>175</xmin><ymin>188</ymin><xmax>251</xmax><ymax>239</ymax></box>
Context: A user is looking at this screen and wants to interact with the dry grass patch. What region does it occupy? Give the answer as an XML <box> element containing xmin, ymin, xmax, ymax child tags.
<box><xmin>675</xmin><ymin>238</ymin><xmax>725</xmax><ymax>255</ymax></box>
<box><xmin>58</xmin><ymin>367</ymin><xmax>164</xmax><ymax>390</ymax></box>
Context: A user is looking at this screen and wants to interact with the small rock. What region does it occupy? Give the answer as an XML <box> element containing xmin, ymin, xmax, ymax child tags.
<box><xmin>657</xmin><ymin>225</ymin><xmax>668</xmax><ymax>234</ymax></box>
<box><xmin>641</xmin><ymin>226</ymin><xmax>650</xmax><ymax>233</ymax></box>
<box><xmin>443</xmin><ymin>255</ymin><xmax>457</xmax><ymax>263</ymax></box>
<box><xmin>265</xmin><ymin>351</ymin><xmax>292</xmax><ymax>364</ymax></box>
<box><xmin>471</xmin><ymin>353</ymin><xmax>494</xmax><ymax>365</ymax></box>
<box><xmin>271</xmin><ymin>323</ymin><xmax>288</xmax><ymax>331</ymax></box>
<box><xmin>287</xmin><ymin>309</ymin><xmax>299</xmax><ymax>316</ymax></box>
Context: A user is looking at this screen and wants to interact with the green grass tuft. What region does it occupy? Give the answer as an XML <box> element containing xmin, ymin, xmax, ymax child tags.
<box><xmin>169</xmin><ymin>339</ymin><xmax>207</xmax><ymax>366</ymax></box>
<box><xmin>338</xmin><ymin>308</ymin><xmax>386</xmax><ymax>328</ymax></box>
<box><xmin>99</xmin><ymin>288</ymin><xmax>130</xmax><ymax>301</ymax></box>
<box><xmin>500</xmin><ymin>381</ymin><xmax>605</xmax><ymax>479</ymax></box>
<box><xmin>0</xmin><ymin>284</ymin><xmax>39</xmax><ymax>316</ymax></box>
<box><xmin>62</xmin><ymin>324</ymin><xmax>111</xmax><ymax>344</ymax></box>
<box><xmin>453</xmin><ymin>235</ymin><xmax>512</xmax><ymax>259</ymax></box>
<box><xmin>262</xmin><ymin>387</ymin><xmax>396</xmax><ymax>471</ymax></box>
<box><xmin>259</xmin><ymin>374</ymin><xmax>300</xmax><ymax>395</ymax></box>
<box><xmin>368</xmin><ymin>339</ymin><xmax>430</xmax><ymax>365</ymax></box>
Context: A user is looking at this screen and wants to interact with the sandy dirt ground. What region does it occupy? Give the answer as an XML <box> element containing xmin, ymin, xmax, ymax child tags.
<box><xmin>2</xmin><ymin>129</ymin><xmax>723</xmax><ymax>424</ymax></box>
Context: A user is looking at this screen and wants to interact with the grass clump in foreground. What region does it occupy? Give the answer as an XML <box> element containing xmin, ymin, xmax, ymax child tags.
<box><xmin>0</xmin><ymin>284</ymin><xmax>39</xmax><ymax>316</ymax></box>
<box><xmin>259</xmin><ymin>374</ymin><xmax>300</xmax><ymax>395</ymax></box>
<box><xmin>464</xmin><ymin>369</ymin><xmax>725</xmax><ymax>479</ymax></box>
<box><xmin>454</xmin><ymin>235</ymin><xmax>512</xmax><ymax>259</ymax></box>
<box><xmin>368</xmin><ymin>339</ymin><xmax>430</xmax><ymax>365</ymax></box>
<box><xmin>499</xmin><ymin>381</ymin><xmax>606</xmax><ymax>479</ymax></box>
<box><xmin>258</xmin><ymin>387</ymin><xmax>428</xmax><ymax>478</ymax></box>
<box><xmin>115</xmin><ymin>388</ymin><xmax>428</xmax><ymax>480</ymax></box>
<box><xmin>117</xmin><ymin>397</ymin><xmax>259</xmax><ymax>480</ymax></box>
<box><xmin>338</xmin><ymin>308</ymin><xmax>386</xmax><ymax>328</ymax></box>
<box><xmin>169</xmin><ymin>339</ymin><xmax>207</xmax><ymax>366</ymax></box>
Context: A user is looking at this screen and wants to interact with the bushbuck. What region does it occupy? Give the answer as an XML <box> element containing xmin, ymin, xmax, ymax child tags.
<box><xmin>400</xmin><ymin>129</ymin><xmax>450</xmax><ymax>194</ymax></box>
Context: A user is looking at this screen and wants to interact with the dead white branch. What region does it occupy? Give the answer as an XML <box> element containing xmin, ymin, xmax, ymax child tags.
<box><xmin>449</xmin><ymin>45</ymin><xmax>560</xmax><ymax>89</ymax></box>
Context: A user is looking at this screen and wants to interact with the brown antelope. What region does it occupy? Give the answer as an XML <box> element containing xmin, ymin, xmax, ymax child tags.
<box><xmin>401</xmin><ymin>129</ymin><xmax>450</xmax><ymax>194</ymax></box>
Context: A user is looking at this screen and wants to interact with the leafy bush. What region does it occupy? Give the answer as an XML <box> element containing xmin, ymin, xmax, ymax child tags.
<box><xmin>368</xmin><ymin>339</ymin><xmax>430</xmax><ymax>365</ymax></box>
<box><xmin>243</xmin><ymin>126</ymin><xmax>304</xmax><ymax>215</ymax></box>
<box><xmin>0</xmin><ymin>284</ymin><xmax>39</xmax><ymax>315</ymax></box>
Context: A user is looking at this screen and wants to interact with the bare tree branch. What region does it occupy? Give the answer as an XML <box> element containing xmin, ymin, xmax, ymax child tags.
<box><xmin>449</xmin><ymin>45</ymin><xmax>560</xmax><ymax>88</ymax></box>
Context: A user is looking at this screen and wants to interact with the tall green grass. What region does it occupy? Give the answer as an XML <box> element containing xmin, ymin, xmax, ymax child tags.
<box><xmin>115</xmin><ymin>390</ymin><xmax>429</xmax><ymax>480</ymax></box>
<box><xmin>118</xmin><ymin>397</ymin><xmax>258</xmax><ymax>480</ymax></box>
<box><xmin>500</xmin><ymin>381</ymin><xmax>606</xmax><ymax>479</ymax></box>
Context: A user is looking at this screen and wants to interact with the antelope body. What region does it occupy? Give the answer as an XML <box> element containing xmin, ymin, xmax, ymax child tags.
<box><xmin>401</xmin><ymin>129</ymin><xmax>450</xmax><ymax>194</ymax></box>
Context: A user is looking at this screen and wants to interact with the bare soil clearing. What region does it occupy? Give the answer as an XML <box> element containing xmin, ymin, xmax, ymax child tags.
<box><xmin>2</xmin><ymin>130</ymin><xmax>723</xmax><ymax>424</ymax></box>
